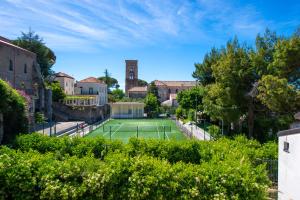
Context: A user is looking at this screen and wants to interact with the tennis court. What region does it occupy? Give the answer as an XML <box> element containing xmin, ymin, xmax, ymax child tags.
<box><xmin>86</xmin><ymin>118</ymin><xmax>187</xmax><ymax>142</ymax></box>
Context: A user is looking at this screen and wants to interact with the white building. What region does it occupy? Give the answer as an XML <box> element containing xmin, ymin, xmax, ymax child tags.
<box><xmin>74</xmin><ymin>77</ymin><xmax>107</xmax><ymax>106</ymax></box>
<box><xmin>110</xmin><ymin>102</ymin><xmax>144</xmax><ymax>118</ymax></box>
<box><xmin>54</xmin><ymin>72</ymin><xmax>75</xmax><ymax>95</ymax></box>
<box><xmin>277</xmin><ymin>127</ymin><xmax>300</xmax><ymax>199</ymax></box>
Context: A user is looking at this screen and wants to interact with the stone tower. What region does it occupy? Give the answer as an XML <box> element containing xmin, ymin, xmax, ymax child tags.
<box><xmin>125</xmin><ymin>60</ymin><xmax>138</xmax><ymax>95</ymax></box>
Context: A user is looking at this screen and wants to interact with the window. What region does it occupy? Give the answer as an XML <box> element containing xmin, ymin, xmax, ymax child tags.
<box><xmin>9</xmin><ymin>60</ymin><xmax>13</xmax><ymax>71</ymax></box>
<box><xmin>175</xmin><ymin>89</ymin><xmax>178</xmax><ymax>93</ymax></box>
<box><xmin>168</xmin><ymin>88</ymin><xmax>171</xmax><ymax>93</ymax></box>
<box><xmin>89</xmin><ymin>87</ymin><xmax>93</xmax><ymax>94</ymax></box>
<box><xmin>24</xmin><ymin>64</ymin><xmax>27</xmax><ymax>73</ymax></box>
<box><xmin>129</xmin><ymin>67</ymin><xmax>134</xmax><ymax>80</ymax></box>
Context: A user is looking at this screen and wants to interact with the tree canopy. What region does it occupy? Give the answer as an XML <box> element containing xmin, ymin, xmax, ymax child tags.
<box><xmin>188</xmin><ymin>28</ymin><xmax>300</xmax><ymax>141</ymax></box>
<box><xmin>13</xmin><ymin>29</ymin><xmax>56</xmax><ymax>78</ymax></box>
<box><xmin>144</xmin><ymin>93</ymin><xmax>159</xmax><ymax>118</ymax></box>
<box><xmin>98</xmin><ymin>69</ymin><xmax>120</xmax><ymax>92</ymax></box>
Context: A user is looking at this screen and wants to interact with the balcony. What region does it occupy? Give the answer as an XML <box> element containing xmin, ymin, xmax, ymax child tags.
<box><xmin>64</xmin><ymin>95</ymin><xmax>99</xmax><ymax>106</ymax></box>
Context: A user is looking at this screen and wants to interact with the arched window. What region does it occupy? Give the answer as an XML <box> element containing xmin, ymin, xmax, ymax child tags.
<box><xmin>9</xmin><ymin>60</ymin><xmax>13</xmax><ymax>71</ymax></box>
<box><xmin>168</xmin><ymin>88</ymin><xmax>171</xmax><ymax>93</ymax></box>
<box><xmin>129</xmin><ymin>67</ymin><xmax>134</xmax><ymax>80</ymax></box>
<box><xmin>24</xmin><ymin>64</ymin><xmax>27</xmax><ymax>73</ymax></box>
<box><xmin>175</xmin><ymin>89</ymin><xmax>178</xmax><ymax>93</ymax></box>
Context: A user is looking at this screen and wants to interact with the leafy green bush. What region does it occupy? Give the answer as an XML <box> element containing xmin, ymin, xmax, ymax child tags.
<box><xmin>0</xmin><ymin>146</ymin><xmax>270</xmax><ymax>200</ymax></box>
<box><xmin>0</xmin><ymin>80</ymin><xmax>28</xmax><ymax>144</ymax></box>
<box><xmin>5</xmin><ymin>133</ymin><xmax>277</xmax><ymax>199</ymax></box>
<box><xmin>207</xmin><ymin>125</ymin><xmax>222</xmax><ymax>139</ymax></box>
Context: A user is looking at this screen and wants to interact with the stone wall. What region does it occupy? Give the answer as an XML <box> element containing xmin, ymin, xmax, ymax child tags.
<box><xmin>52</xmin><ymin>102</ymin><xmax>110</xmax><ymax>124</ymax></box>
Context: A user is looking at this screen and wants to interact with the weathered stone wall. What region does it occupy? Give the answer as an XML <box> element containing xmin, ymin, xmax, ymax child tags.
<box><xmin>125</xmin><ymin>60</ymin><xmax>138</xmax><ymax>95</ymax></box>
<box><xmin>53</xmin><ymin>102</ymin><xmax>110</xmax><ymax>124</ymax></box>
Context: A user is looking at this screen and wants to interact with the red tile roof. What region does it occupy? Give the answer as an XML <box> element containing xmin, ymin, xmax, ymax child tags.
<box><xmin>128</xmin><ymin>86</ymin><xmax>148</xmax><ymax>92</ymax></box>
<box><xmin>79</xmin><ymin>77</ymin><xmax>104</xmax><ymax>83</ymax></box>
<box><xmin>154</xmin><ymin>80</ymin><xmax>196</xmax><ymax>87</ymax></box>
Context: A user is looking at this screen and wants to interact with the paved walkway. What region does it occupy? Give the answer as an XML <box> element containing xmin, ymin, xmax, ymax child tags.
<box><xmin>177</xmin><ymin>120</ymin><xmax>212</xmax><ymax>140</ymax></box>
<box><xmin>36</xmin><ymin>121</ymin><xmax>84</xmax><ymax>136</ymax></box>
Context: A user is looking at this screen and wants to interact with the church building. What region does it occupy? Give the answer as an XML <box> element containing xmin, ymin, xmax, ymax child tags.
<box><xmin>124</xmin><ymin>59</ymin><xmax>196</xmax><ymax>106</ymax></box>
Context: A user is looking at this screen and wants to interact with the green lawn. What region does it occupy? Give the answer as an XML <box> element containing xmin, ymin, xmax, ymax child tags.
<box><xmin>86</xmin><ymin>118</ymin><xmax>187</xmax><ymax>142</ymax></box>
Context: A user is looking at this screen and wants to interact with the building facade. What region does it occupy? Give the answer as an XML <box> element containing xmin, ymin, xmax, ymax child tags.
<box><xmin>54</xmin><ymin>72</ymin><xmax>75</xmax><ymax>95</ymax></box>
<box><xmin>110</xmin><ymin>102</ymin><xmax>144</xmax><ymax>118</ymax></box>
<box><xmin>74</xmin><ymin>77</ymin><xmax>108</xmax><ymax>106</ymax></box>
<box><xmin>125</xmin><ymin>60</ymin><xmax>138</xmax><ymax>95</ymax></box>
<box><xmin>278</xmin><ymin>128</ymin><xmax>300</xmax><ymax>199</ymax></box>
<box><xmin>0</xmin><ymin>36</ymin><xmax>52</xmax><ymax>123</ymax></box>
<box><xmin>154</xmin><ymin>80</ymin><xmax>197</xmax><ymax>103</ymax></box>
<box><xmin>128</xmin><ymin>86</ymin><xmax>148</xmax><ymax>99</ymax></box>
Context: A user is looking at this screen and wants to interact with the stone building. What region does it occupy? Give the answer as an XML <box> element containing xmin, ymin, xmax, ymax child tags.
<box><xmin>73</xmin><ymin>77</ymin><xmax>108</xmax><ymax>106</ymax></box>
<box><xmin>54</xmin><ymin>72</ymin><xmax>75</xmax><ymax>95</ymax></box>
<box><xmin>0</xmin><ymin>36</ymin><xmax>52</xmax><ymax>125</ymax></box>
<box><xmin>125</xmin><ymin>60</ymin><xmax>139</xmax><ymax>95</ymax></box>
<box><xmin>128</xmin><ymin>86</ymin><xmax>148</xmax><ymax>99</ymax></box>
<box><xmin>154</xmin><ymin>80</ymin><xmax>197</xmax><ymax>103</ymax></box>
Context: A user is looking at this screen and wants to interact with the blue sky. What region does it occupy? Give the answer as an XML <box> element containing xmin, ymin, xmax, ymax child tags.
<box><xmin>0</xmin><ymin>0</ymin><xmax>299</xmax><ymax>89</ymax></box>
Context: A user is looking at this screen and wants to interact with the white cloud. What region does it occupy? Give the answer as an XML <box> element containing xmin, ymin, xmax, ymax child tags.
<box><xmin>0</xmin><ymin>0</ymin><xmax>293</xmax><ymax>51</ymax></box>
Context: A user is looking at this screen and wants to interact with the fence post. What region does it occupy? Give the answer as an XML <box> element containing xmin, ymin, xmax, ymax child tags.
<box><xmin>50</xmin><ymin>121</ymin><xmax>52</xmax><ymax>136</ymax></box>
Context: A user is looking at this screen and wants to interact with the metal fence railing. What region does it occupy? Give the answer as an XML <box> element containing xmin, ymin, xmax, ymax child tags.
<box><xmin>255</xmin><ymin>159</ymin><xmax>278</xmax><ymax>185</ymax></box>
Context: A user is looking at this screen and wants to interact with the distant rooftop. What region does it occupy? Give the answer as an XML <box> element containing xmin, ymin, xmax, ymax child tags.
<box><xmin>79</xmin><ymin>77</ymin><xmax>104</xmax><ymax>84</ymax></box>
<box><xmin>128</xmin><ymin>86</ymin><xmax>148</xmax><ymax>92</ymax></box>
<box><xmin>154</xmin><ymin>80</ymin><xmax>196</xmax><ymax>87</ymax></box>
<box><xmin>55</xmin><ymin>72</ymin><xmax>74</xmax><ymax>79</ymax></box>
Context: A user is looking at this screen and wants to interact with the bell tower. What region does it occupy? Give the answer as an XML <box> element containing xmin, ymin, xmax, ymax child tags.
<box><xmin>125</xmin><ymin>60</ymin><xmax>138</xmax><ymax>96</ymax></box>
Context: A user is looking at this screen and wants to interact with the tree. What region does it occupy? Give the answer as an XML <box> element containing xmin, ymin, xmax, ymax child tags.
<box><xmin>98</xmin><ymin>69</ymin><xmax>119</xmax><ymax>92</ymax></box>
<box><xmin>257</xmin><ymin>75</ymin><xmax>300</xmax><ymax>113</ymax></box>
<box><xmin>49</xmin><ymin>81</ymin><xmax>66</xmax><ymax>102</ymax></box>
<box><xmin>144</xmin><ymin>93</ymin><xmax>159</xmax><ymax>118</ymax></box>
<box><xmin>109</xmin><ymin>89</ymin><xmax>125</xmax><ymax>102</ymax></box>
<box><xmin>192</xmin><ymin>48</ymin><xmax>220</xmax><ymax>85</ymax></box>
<box><xmin>177</xmin><ymin>86</ymin><xmax>204</xmax><ymax>111</ymax></box>
<box><xmin>148</xmin><ymin>81</ymin><xmax>159</xmax><ymax>99</ymax></box>
<box><xmin>13</xmin><ymin>29</ymin><xmax>56</xmax><ymax>77</ymax></box>
<box><xmin>138</xmin><ymin>79</ymin><xmax>148</xmax><ymax>86</ymax></box>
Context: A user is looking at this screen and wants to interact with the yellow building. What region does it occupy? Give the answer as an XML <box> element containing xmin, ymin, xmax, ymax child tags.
<box><xmin>110</xmin><ymin>102</ymin><xmax>144</xmax><ymax>118</ymax></box>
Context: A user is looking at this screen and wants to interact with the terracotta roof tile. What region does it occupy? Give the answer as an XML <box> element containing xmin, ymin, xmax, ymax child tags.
<box><xmin>79</xmin><ymin>77</ymin><xmax>104</xmax><ymax>83</ymax></box>
<box><xmin>128</xmin><ymin>86</ymin><xmax>148</xmax><ymax>92</ymax></box>
<box><xmin>154</xmin><ymin>80</ymin><xmax>196</xmax><ymax>87</ymax></box>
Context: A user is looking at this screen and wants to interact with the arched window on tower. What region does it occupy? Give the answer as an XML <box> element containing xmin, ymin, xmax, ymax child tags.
<box><xmin>129</xmin><ymin>67</ymin><xmax>134</xmax><ymax>80</ymax></box>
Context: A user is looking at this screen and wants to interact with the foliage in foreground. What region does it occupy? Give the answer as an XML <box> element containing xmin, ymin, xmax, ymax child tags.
<box><xmin>0</xmin><ymin>80</ymin><xmax>28</xmax><ymax>144</ymax></box>
<box><xmin>0</xmin><ymin>133</ymin><xmax>278</xmax><ymax>199</ymax></box>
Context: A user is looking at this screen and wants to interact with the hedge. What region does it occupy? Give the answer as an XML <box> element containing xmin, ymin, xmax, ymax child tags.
<box><xmin>0</xmin><ymin>133</ymin><xmax>277</xmax><ymax>199</ymax></box>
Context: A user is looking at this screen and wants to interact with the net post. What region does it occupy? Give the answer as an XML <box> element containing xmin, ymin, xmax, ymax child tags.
<box><xmin>164</xmin><ymin>126</ymin><xmax>166</xmax><ymax>140</ymax></box>
<box><xmin>137</xmin><ymin>126</ymin><xmax>139</xmax><ymax>138</ymax></box>
<box><xmin>103</xmin><ymin>125</ymin><xmax>104</xmax><ymax>132</ymax></box>
<box><xmin>109</xmin><ymin>126</ymin><xmax>112</xmax><ymax>140</ymax></box>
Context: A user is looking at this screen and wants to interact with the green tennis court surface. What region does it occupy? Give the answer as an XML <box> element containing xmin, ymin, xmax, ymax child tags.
<box><xmin>86</xmin><ymin>118</ymin><xmax>187</xmax><ymax>142</ymax></box>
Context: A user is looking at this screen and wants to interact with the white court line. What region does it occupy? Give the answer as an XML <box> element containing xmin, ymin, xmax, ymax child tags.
<box><xmin>111</xmin><ymin>123</ymin><xmax>124</xmax><ymax>137</ymax></box>
<box><xmin>103</xmin><ymin>123</ymin><xmax>123</xmax><ymax>137</ymax></box>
